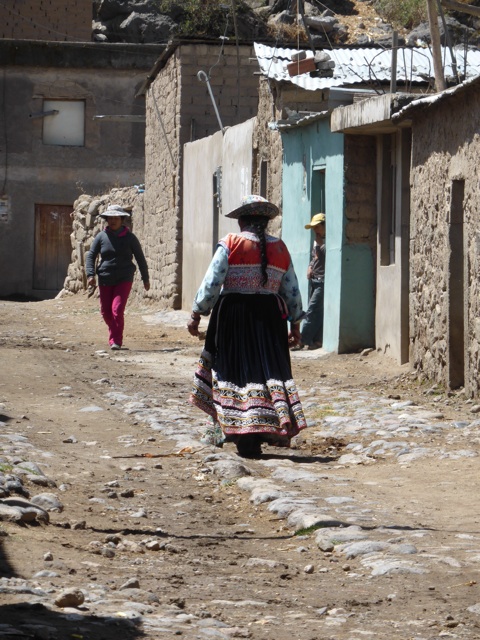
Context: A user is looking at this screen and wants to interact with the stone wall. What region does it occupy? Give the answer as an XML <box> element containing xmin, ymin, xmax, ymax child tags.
<box><xmin>61</xmin><ymin>187</ymin><xmax>149</xmax><ymax>303</ymax></box>
<box><xmin>0</xmin><ymin>0</ymin><xmax>92</xmax><ymax>41</ymax></box>
<box><xmin>409</xmin><ymin>83</ymin><xmax>480</xmax><ymax>396</ymax></box>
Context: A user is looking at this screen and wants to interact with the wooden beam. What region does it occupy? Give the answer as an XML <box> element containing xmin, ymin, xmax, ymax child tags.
<box><xmin>441</xmin><ymin>0</ymin><xmax>480</xmax><ymax>18</ymax></box>
<box><xmin>427</xmin><ymin>0</ymin><xmax>446</xmax><ymax>91</ymax></box>
<box><xmin>93</xmin><ymin>115</ymin><xmax>146</xmax><ymax>122</ymax></box>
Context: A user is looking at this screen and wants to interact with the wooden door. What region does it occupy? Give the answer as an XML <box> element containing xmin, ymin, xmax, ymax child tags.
<box><xmin>34</xmin><ymin>204</ymin><xmax>72</xmax><ymax>291</ymax></box>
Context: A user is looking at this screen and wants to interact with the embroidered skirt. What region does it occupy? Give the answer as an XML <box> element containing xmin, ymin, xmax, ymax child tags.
<box><xmin>189</xmin><ymin>293</ymin><xmax>307</xmax><ymax>446</ymax></box>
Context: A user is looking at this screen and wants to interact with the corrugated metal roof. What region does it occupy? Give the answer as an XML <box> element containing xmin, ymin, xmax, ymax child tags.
<box><xmin>254</xmin><ymin>42</ymin><xmax>480</xmax><ymax>91</ymax></box>
<box><xmin>274</xmin><ymin>110</ymin><xmax>328</xmax><ymax>130</ymax></box>
<box><xmin>393</xmin><ymin>73</ymin><xmax>480</xmax><ymax>121</ymax></box>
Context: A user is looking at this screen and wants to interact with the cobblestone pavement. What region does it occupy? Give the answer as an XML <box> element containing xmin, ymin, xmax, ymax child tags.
<box><xmin>1</xmin><ymin>297</ymin><xmax>480</xmax><ymax>639</ymax></box>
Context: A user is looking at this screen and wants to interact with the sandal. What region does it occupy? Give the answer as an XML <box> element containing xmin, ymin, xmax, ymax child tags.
<box><xmin>290</xmin><ymin>343</ymin><xmax>305</xmax><ymax>351</ymax></box>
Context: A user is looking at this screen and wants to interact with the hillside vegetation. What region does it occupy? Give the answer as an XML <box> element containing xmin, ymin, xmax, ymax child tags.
<box><xmin>93</xmin><ymin>0</ymin><xmax>480</xmax><ymax>47</ymax></box>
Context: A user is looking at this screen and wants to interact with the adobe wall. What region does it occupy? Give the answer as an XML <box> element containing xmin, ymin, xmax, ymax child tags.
<box><xmin>0</xmin><ymin>0</ymin><xmax>92</xmax><ymax>41</ymax></box>
<box><xmin>252</xmin><ymin>77</ymin><xmax>284</xmax><ymax>237</ymax></box>
<box><xmin>178</xmin><ymin>43</ymin><xmax>259</xmax><ymax>142</ymax></box>
<box><xmin>143</xmin><ymin>53</ymin><xmax>181</xmax><ymax>309</ymax></box>
<box><xmin>143</xmin><ymin>42</ymin><xmax>259</xmax><ymax>309</ymax></box>
<box><xmin>344</xmin><ymin>135</ymin><xmax>377</xmax><ymax>248</ymax></box>
<box><xmin>409</xmin><ymin>84</ymin><xmax>480</xmax><ymax>396</ymax></box>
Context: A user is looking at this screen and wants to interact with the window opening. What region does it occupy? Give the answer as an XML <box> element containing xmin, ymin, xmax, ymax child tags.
<box><xmin>42</xmin><ymin>100</ymin><xmax>85</xmax><ymax>146</ymax></box>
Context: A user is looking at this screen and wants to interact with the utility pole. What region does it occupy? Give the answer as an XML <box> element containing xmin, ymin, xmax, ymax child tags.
<box><xmin>426</xmin><ymin>0</ymin><xmax>446</xmax><ymax>91</ymax></box>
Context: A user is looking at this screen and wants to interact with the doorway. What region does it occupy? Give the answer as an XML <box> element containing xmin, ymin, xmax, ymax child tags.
<box><xmin>34</xmin><ymin>204</ymin><xmax>72</xmax><ymax>292</ymax></box>
<box><xmin>448</xmin><ymin>180</ymin><xmax>465</xmax><ymax>389</ymax></box>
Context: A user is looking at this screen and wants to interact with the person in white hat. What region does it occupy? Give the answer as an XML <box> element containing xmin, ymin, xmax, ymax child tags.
<box><xmin>293</xmin><ymin>212</ymin><xmax>326</xmax><ymax>351</ymax></box>
<box><xmin>187</xmin><ymin>195</ymin><xmax>307</xmax><ymax>458</ymax></box>
<box><xmin>85</xmin><ymin>204</ymin><xmax>150</xmax><ymax>350</ymax></box>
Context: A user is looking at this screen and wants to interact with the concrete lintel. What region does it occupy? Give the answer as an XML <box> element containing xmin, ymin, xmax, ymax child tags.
<box><xmin>331</xmin><ymin>94</ymin><xmax>397</xmax><ymax>134</ymax></box>
<box><xmin>93</xmin><ymin>115</ymin><xmax>146</xmax><ymax>123</ymax></box>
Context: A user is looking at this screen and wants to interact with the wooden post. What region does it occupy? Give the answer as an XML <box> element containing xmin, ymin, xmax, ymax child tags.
<box><xmin>390</xmin><ymin>31</ymin><xmax>398</xmax><ymax>93</ymax></box>
<box><xmin>297</xmin><ymin>0</ymin><xmax>316</xmax><ymax>55</ymax></box>
<box><xmin>436</xmin><ymin>0</ymin><xmax>460</xmax><ymax>84</ymax></box>
<box><xmin>230</xmin><ymin>0</ymin><xmax>241</xmax><ymax>117</ymax></box>
<box><xmin>441</xmin><ymin>0</ymin><xmax>480</xmax><ymax>18</ymax></box>
<box><xmin>426</xmin><ymin>0</ymin><xmax>446</xmax><ymax>91</ymax></box>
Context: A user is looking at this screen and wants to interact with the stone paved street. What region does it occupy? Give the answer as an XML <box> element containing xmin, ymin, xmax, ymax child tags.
<box><xmin>1</xmin><ymin>297</ymin><xmax>480</xmax><ymax>639</ymax></box>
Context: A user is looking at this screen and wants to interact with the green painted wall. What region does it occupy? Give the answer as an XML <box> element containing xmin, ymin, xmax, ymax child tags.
<box><xmin>281</xmin><ymin>118</ymin><xmax>374</xmax><ymax>353</ymax></box>
<box><xmin>339</xmin><ymin>245</ymin><xmax>375</xmax><ymax>351</ymax></box>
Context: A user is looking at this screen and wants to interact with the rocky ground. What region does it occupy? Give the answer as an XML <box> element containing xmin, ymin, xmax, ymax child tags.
<box><xmin>93</xmin><ymin>0</ymin><xmax>478</xmax><ymax>48</ymax></box>
<box><xmin>1</xmin><ymin>294</ymin><xmax>480</xmax><ymax>639</ymax></box>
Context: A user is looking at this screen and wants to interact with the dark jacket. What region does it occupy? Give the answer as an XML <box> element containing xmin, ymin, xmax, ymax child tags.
<box><xmin>86</xmin><ymin>226</ymin><xmax>149</xmax><ymax>286</ymax></box>
<box><xmin>309</xmin><ymin>242</ymin><xmax>325</xmax><ymax>283</ymax></box>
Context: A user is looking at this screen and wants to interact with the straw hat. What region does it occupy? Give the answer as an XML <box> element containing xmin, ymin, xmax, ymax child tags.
<box><xmin>225</xmin><ymin>195</ymin><xmax>279</xmax><ymax>220</ymax></box>
<box><xmin>100</xmin><ymin>204</ymin><xmax>131</xmax><ymax>218</ymax></box>
<box><xmin>305</xmin><ymin>212</ymin><xmax>325</xmax><ymax>229</ymax></box>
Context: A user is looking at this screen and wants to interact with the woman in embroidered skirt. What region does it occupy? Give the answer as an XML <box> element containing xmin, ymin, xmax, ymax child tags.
<box><xmin>187</xmin><ymin>195</ymin><xmax>307</xmax><ymax>458</ymax></box>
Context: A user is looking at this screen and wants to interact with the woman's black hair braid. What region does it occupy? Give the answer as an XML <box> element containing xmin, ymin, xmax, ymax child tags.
<box><xmin>239</xmin><ymin>214</ymin><xmax>269</xmax><ymax>285</ymax></box>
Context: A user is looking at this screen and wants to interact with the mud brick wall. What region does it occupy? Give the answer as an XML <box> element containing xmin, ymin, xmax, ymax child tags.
<box><xmin>409</xmin><ymin>83</ymin><xmax>480</xmax><ymax>396</ymax></box>
<box><xmin>142</xmin><ymin>52</ymin><xmax>181</xmax><ymax>309</ymax></box>
<box><xmin>179</xmin><ymin>43</ymin><xmax>259</xmax><ymax>141</ymax></box>
<box><xmin>0</xmin><ymin>0</ymin><xmax>92</xmax><ymax>41</ymax></box>
<box><xmin>143</xmin><ymin>42</ymin><xmax>259</xmax><ymax>309</ymax></box>
<box><xmin>252</xmin><ymin>76</ymin><xmax>284</xmax><ymax>237</ymax></box>
<box><xmin>344</xmin><ymin>135</ymin><xmax>377</xmax><ymax>248</ymax></box>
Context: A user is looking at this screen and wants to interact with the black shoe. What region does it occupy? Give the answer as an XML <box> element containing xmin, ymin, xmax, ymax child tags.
<box><xmin>236</xmin><ymin>435</ymin><xmax>262</xmax><ymax>459</ymax></box>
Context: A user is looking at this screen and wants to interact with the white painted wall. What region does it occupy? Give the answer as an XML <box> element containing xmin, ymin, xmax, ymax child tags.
<box><xmin>375</xmin><ymin>130</ymin><xmax>410</xmax><ymax>364</ymax></box>
<box><xmin>182</xmin><ymin>119</ymin><xmax>255</xmax><ymax>310</ymax></box>
<box><xmin>218</xmin><ymin>118</ymin><xmax>256</xmax><ymax>238</ymax></box>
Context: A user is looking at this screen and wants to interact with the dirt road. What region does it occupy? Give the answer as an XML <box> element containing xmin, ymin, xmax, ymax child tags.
<box><xmin>1</xmin><ymin>295</ymin><xmax>480</xmax><ymax>639</ymax></box>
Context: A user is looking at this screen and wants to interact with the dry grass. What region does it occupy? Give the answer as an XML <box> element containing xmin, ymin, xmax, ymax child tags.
<box><xmin>266</xmin><ymin>22</ymin><xmax>309</xmax><ymax>44</ymax></box>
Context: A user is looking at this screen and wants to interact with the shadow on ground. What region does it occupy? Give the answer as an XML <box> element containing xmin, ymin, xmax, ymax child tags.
<box><xmin>0</xmin><ymin>602</ymin><xmax>144</xmax><ymax>639</ymax></box>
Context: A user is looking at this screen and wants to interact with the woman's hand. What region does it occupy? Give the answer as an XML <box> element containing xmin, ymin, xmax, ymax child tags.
<box><xmin>87</xmin><ymin>277</ymin><xmax>96</xmax><ymax>287</ymax></box>
<box><xmin>144</xmin><ymin>280</ymin><xmax>150</xmax><ymax>291</ymax></box>
<box><xmin>288</xmin><ymin>322</ymin><xmax>301</xmax><ymax>347</ymax></box>
<box><xmin>187</xmin><ymin>313</ymin><xmax>201</xmax><ymax>337</ymax></box>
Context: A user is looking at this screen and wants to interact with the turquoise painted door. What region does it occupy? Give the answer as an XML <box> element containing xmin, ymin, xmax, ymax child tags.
<box><xmin>281</xmin><ymin>119</ymin><xmax>345</xmax><ymax>351</ymax></box>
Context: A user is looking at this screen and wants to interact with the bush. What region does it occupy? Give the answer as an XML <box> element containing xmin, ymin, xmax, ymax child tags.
<box><xmin>158</xmin><ymin>0</ymin><xmax>243</xmax><ymax>37</ymax></box>
<box><xmin>373</xmin><ymin>0</ymin><xmax>428</xmax><ymax>30</ymax></box>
